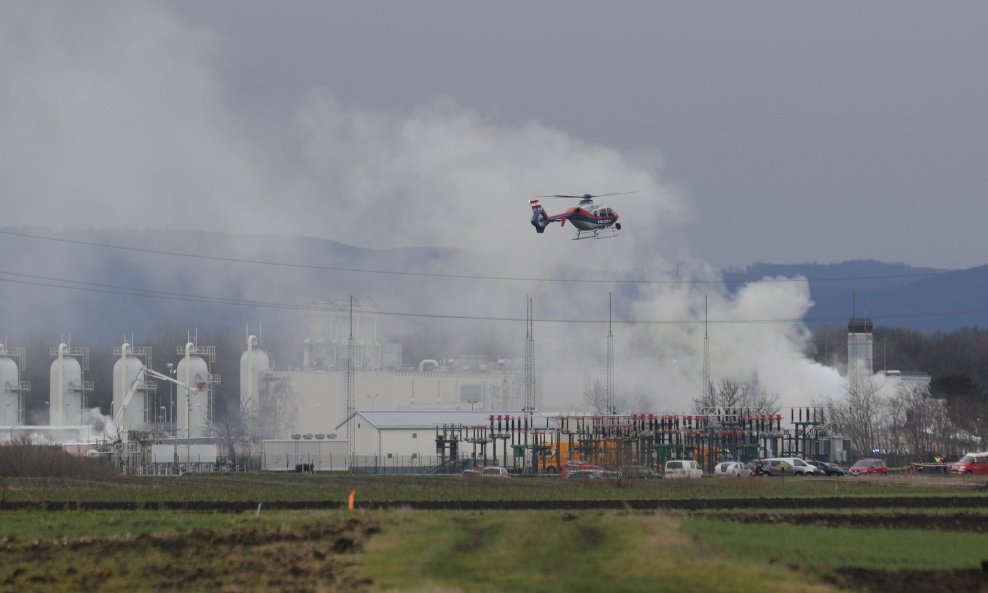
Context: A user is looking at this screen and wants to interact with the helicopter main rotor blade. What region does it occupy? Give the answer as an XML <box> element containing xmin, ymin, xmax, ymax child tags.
<box><xmin>536</xmin><ymin>191</ymin><xmax>637</xmax><ymax>199</ymax></box>
<box><xmin>589</xmin><ymin>191</ymin><xmax>637</xmax><ymax>198</ymax></box>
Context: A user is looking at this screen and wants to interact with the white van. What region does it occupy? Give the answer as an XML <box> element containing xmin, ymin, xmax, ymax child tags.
<box><xmin>664</xmin><ymin>459</ymin><xmax>703</xmax><ymax>479</ymax></box>
<box><xmin>761</xmin><ymin>457</ymin><xmax>819</xmax><ymax>476</ymax></box>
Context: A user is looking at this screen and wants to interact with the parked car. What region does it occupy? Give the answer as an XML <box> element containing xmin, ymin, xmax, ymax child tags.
<box><xmin>808</xmin><ymin>461</ymin><xmax>847</xmax><ymax>476</ymax></box>
<box><xmin>461</xmin><ymin>468</ymin><xmax>482</xmax><ymax>477</ymax></box>
<box><xmin>565</xmin><ymin>469</ymin><xmax>604</xmax><ymax>480</ymax></box>
<box><xmin>713</xmin><ymin>461</ymin><xmax>752</xmax><ymax>477</ymax></box>
<box><xmin>481</xmin><ymin>466</ymin><xmax>510</xmax><ymax>478</ymax></box>
<box><xmin>623</xmin><ymin>466</ymin><xmax>662</xmax><ymax>479</ymax></box>
<box><xmin>761</xmin><ymin>457</ymin><xmax>820</xmax><ymax>476</ymax></box>
<box><xmin>950</xmin><ymin>452</ymin><xmax>988</xmax><ymax>475</ymax></box>
<box><xmin>761</xmin><ymin>459</ymin><xmax>796</xmax><ymax>477</ymax></box>
<box><xmin>664</xmin><ymin>459</ymin><xmax>703</xmax><ymax>479</ymax></box>
<box><xmin>848</xmin><ymin>458</ymin><xmax>888</xmax><ymax>476</ymax></box>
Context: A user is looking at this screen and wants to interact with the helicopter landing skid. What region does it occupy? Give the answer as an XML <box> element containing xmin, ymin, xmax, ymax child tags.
<box><xmin>573</xmin><ymin>229</ymin><xmax>619</xmax><ymax>240</ymax></box>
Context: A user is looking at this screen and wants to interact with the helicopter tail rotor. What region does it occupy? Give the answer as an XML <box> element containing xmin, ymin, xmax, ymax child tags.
<box><xmin>530</xmin><ymin>199</ymin><xmax>550</xmax><ymax>233</ymax></box>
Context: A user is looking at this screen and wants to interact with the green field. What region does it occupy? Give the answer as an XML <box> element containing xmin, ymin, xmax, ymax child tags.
<box><xmin>2</xmin><ymin>472</ymin><xmax>984</xmax><ymax>505</ymax></box>
<box><xmin>1</xmin><ymin>474</ymin><xmax>987</xmax><ymax>592</ymax></box>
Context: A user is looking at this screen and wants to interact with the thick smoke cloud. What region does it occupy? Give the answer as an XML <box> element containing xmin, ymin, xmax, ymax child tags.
<box><xmin>0</xmin><ymin>2</ymin><xmax>846</xmax><ymax>412</ymax></box>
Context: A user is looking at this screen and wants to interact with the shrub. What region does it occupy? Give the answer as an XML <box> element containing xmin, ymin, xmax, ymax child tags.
<box><xmin>0</xmin><ymin>438</ymin><xmax>116</xmax><ymax>478</ymax></box>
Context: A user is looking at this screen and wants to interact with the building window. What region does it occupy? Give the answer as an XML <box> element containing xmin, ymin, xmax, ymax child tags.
<box><xmin>412</xmin><ymin>433</ymin><xmax>417</xmax><ymax>438</ymax></box>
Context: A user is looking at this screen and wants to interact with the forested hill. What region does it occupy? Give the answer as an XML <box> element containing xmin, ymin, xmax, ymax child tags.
<box><xmin>723</xmin><ymin>260</ymin><xmax>988</xmax><ymax>333</ymax></box>
<box><xmin>2</xmin><ymin>228</ymin><xmax>986</xmax><ymax>339</ymax></box>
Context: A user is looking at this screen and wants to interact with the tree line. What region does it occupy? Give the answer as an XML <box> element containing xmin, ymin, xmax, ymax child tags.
<box><xmin>808</xmin><ymin>325</ymin><xmax>987</xmax><ymax>445</ymax></box>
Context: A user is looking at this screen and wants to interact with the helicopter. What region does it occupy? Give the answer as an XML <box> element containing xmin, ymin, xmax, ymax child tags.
<box><xmin>529</xmin><ymin>192</ymin><xmax>634</xmax><ymax>240</ymax></box>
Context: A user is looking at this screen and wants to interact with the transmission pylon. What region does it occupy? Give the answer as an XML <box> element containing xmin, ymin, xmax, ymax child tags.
<box><xmin>346</xmin><ymin>296</ymin><xmax>355</xmax><ymax>459</ymax></box>
<box><xmin>606</xmin><ymin>292</ymin><xmax>615</xmax><ymax>415</ymax></box>
<box><xmin>703</xmin><ymin>294</ymin><xmax>711</xmax><ymax>401</ymax></box>
<box><xmin>524</xmin><ymin>296</ymin><xmax>536</xmax><ymax>413</ymax></box>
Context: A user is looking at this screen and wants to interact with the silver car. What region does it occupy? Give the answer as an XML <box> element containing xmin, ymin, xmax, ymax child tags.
<box><xmin>713</xmin><ymin>461</ymin><xmax>752</xmax><ymax>477</ymax></box>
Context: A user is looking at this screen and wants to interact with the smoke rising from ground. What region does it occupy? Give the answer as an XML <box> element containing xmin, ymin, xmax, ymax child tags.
<box><xmin>0</xmin><ymin>3</ymin><xmax>847</xmax><ymax>412</ymax></box>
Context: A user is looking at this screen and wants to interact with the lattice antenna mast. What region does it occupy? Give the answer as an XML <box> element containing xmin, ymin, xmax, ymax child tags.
<box><xmin>703</xmin><ymin>294</ymin><xmax>711</xmax><ymax>402</ymax></box>
<box><xmin>524</xmin><ymin>296</ymin><xmax>536</xmax><ymax>413</ymax></box>
<box><xmin>606</xmin><ymin>292</ymin><xmax>615</xmax><ymax>415</ymax></box>
<box><xmin>346</xmin><ymin>297</ymin><xmax>355</xmax><ymax>457</ymax></box>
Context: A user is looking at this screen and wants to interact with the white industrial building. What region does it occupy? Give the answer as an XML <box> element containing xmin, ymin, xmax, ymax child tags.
<box><xmin>342</xmin><ymin>409</ymin><xmax>553</xmax><ymax>460</ymax></box>
<box><xmin>261</xmin><ymin>361</ymin><xmax>537</xmax><ymax>442</ymax></box>
<box><xmin>302</xmin><ymin>299</ymin><xmax>402</xmax><ymax>370</ymax></box>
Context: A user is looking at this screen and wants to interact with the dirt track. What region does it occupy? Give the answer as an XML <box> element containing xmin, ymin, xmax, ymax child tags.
<box><xmin>0</xmin><ymin>518</ymin><xmax>379</xmax><ymax>593</ymax></box>
<box><xmin>827</xmin><ymin>566</ymin><xmax>988</xmax><ymax>593</ymax></box>
<box><xmin>708</xmin><ymin>511</ymin><xmax>988</xmax><ymax>532</ymax></box>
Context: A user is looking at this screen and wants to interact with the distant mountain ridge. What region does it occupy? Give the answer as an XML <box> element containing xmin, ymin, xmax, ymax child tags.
<box><xmin>1</xmin><ymin>228</ymin><xmax>985</xmax><ymax>338</ymax></box>
<box><xmin>722</xmin><ymin>260</ymin><xmax>988</xmax><ymax>332</ymax></box>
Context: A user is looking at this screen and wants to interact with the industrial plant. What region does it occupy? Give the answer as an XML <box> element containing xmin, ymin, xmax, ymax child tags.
<box><xmin>2</xmin><ymin>294</ymin><xmax>973</xmax><ymax>477</ymax></box>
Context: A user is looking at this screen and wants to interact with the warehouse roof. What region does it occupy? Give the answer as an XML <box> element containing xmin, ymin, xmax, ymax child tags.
<box><xmin>336</xmin><ymin>410</ymin><xmax>553</xmax><ymax>430</ymax></box>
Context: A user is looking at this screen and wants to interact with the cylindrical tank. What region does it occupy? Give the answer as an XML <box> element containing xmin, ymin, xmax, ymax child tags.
<box><xmin>112</xmin><ymin>343</ymin><xmax>147</xmax><ymax>434</ymax></box>
<box><xmin>240</xmin><ymin>335</ymin><xmax>270</xmax><ymax>415</ymax></box>
<box><xmin>0</xmin><ymin>350</ymin><xmax>21</xmax><ymax>426</ymax></box>
<box><xmin>177</xmin><ymin>343</ymin><xmax>211</xmax><ymax>439</ymax></box>
<box><xmin>50</xmin><ymin>344</ymin><xmax>84</xmax><ymax>426</ymax></box>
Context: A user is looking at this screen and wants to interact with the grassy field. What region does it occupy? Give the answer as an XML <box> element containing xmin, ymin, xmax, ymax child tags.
<box><xmin>2</xmin><ymin>474</ymin><xmax>987</xmax><ymax>592</ymax></box>
<box><xmin>2</xmin><ymin>472</ymin><xmax>985</xmax><ymax>506</ymax></box>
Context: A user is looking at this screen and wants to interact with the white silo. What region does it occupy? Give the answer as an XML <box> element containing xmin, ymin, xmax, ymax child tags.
<box><xmin>240</xmin><ymin>335</ymin><xmax>270</xmax><ymax>416</ymax></box>
<box><xmin>112</xmin><ymin>343</ymin><xmax>149</xmax><ymax>435</ymax></box>
<box><xmin>176</xmin><ymin>342</ymin><xmax>214</xmax><ymax>439</ymax></box>
<box><xmin>0</xmin><ymin>344</ymin><xmax>30</xmax><ymax>426</ymax></box>
<box><xmin>49</xmin><ymin>344</ymin><xmax>85</xmax><ymax>426</ymax></box>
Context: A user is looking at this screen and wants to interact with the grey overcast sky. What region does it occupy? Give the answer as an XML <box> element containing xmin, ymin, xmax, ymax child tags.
<box><xmin>3</xmin><ymin>1</ymin><xmax>987</xmax><ymax>269</ymax></box>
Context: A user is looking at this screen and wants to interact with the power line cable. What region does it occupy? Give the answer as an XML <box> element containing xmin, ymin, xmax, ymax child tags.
<box><xmin>1</xmin><ymin>268</ymin><xmax>986</xmax><ymax>326</ymax></box>
<box><xmin>0</xmin><ymin>228</ymin><xmax>970</xmax><ymax>286</ymax></box>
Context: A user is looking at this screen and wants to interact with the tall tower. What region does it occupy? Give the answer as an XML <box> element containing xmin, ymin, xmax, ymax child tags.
<box><xmin>847</xmin><ymin>312</ymin><xmax>874</xmax><ymax>390</ymax></box>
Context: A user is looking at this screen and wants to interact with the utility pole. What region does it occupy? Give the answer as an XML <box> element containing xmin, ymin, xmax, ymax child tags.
<box><xmin>606</xmin><ymin>292</ymin><xmax>614</xmax><ymax>415</ymax></box>
<box><xmin>524</xmin><ymin>296</ymin><xmax>536</xmax><ymax>414</ymax></box>
<box><xmin>346</xmin><ymin>297</ymin><xmax>355</xmax><ymax>461</ymax></box>
<box><xmin>703</xmin><ymin>294</ymin><xmax>711</xmax><ymax>402</ymax></box>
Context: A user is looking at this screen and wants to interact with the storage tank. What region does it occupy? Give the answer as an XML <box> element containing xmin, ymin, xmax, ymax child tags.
<box><xmin>50</xmin><ymin>344</ymin><xmax>84</xmax><ymax>425</ymax></box>
<box><xmin>240</xmin><ymin>335</ymin><xmax>270</xmax><ymax>415</ymax></box>
<box><xmin>177</xmin><ymin>342</ymin><xmax>211</xmax><ymax>439</ymax></box>
<box><xmin>112</xmin><ymin>343</ymin><xmax>148</xmax><ymax>434</ymax></box>
<box><xmin>0</xmin><ymin>344</ymin><xmax>29</xmax><ymax>426</ymax></box>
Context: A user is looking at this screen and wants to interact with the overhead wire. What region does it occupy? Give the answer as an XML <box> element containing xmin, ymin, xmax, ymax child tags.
<box><xmin>1</xmin><ymin>268</ymin><xmax>986</xmax><ymax>326</ymax></box>
<box><xmin>0</xmin><ymin>228</ymin><xmax>970</xmax><ymax>286</ymax></box>
<box><xmin>1</xmin><ymin>229</ymin><xmax>985</xmax><ymax>327</ymax></box>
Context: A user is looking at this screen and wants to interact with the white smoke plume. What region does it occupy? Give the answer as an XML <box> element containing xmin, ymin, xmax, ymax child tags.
<box><xmin>0</xmin><ymin>3</ymin><xmax>848</xmax><ymax>413</ymax></box>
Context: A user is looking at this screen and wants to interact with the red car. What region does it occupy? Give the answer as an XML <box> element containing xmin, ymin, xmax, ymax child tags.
<box><xmin>848</xmin><ymin>458</ymin><xmax>888</xmax><ymax>476</ymax></box>
<box><xmin>950</xmin><ymin>452</ymin><xmax>988</xmax><ymax>475</ymax></box>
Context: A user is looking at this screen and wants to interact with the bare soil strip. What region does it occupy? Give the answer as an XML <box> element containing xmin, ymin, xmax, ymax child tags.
<box><xmin>4</xmin><ymin>495</ymin><xmax>986</xmax><ymax>512</ymax></box>
<box><xmin>0</xmin><ymin>518</ymin><xmax>379</xmax><ymax>593</ymax></box>
<box><xmin>706</xmin><ymin>511</ymin><xmax>988</xmax><ymax>532</ymax></box>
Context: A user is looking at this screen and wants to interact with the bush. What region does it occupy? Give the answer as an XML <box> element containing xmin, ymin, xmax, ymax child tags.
<box><xmin>0</xmin><ymin>438</ymin><xmax>116</xmax><ymax>478</ymax></box>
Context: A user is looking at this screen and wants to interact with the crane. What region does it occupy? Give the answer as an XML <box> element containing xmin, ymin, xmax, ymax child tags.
<box><xmin>114</xmin><ymin>365</ymin><xmax>204</xmax><ymax>444</ymax></box>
